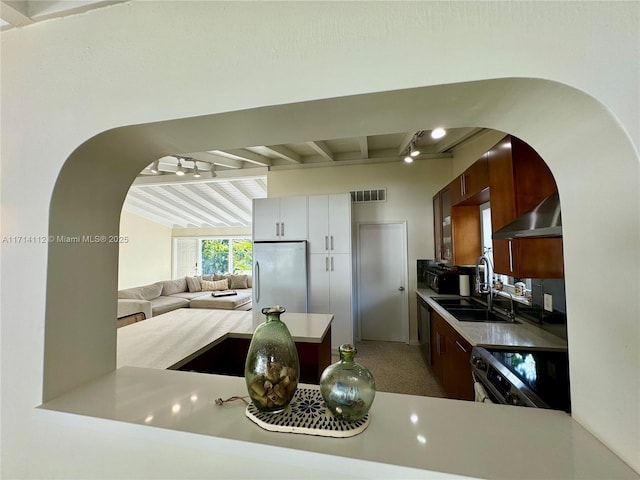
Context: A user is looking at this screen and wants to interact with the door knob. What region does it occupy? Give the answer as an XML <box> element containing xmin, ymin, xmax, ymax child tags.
<box><xmin>398</xmin><ymin>286</ymin><xmax>405</xmax><ymax>291</ymax></box>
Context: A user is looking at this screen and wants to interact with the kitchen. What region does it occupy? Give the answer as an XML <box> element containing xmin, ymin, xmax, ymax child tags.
<box><xmin>4</xmin><ymin>2</ymin><xmax>639</xmax><ymax>476</ymax></box>
<box><xmin>416</xmin><ymin>134</ymin><xmax>570</xmax><ymax>410</ymax></box>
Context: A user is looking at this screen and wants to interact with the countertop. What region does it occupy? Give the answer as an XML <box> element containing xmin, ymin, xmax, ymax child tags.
<box><xmin>117</xmin><ymin>309</ymin><xmax>333</xmax><ymax>370</ymax></box>
<box><xmin>40</xmin><ymin>366</ymin><xmax>639</xmax><ymax>479</ymax></box>
<box><xmin>416</xmin><ymin>289</ymin><xmax>568</xmax><ymax>351</ymax></box>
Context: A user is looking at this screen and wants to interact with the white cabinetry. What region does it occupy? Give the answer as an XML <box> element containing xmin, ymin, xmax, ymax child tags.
<box><xmin>307</xmin><ymin>194</ymin><xmax>353</xmax><ymax>349</ymax></box>
<box><xmin>308</xmin><ymin>253</ymin><xmax>353</xmax><ymax>349</ymax></box>
<box><xmin>308</xmin><ymin>194</ymin><xmax>351</xmax><ymax>254</ymax></box>
<box><xmin>253</xmin><ymin>196</ymin><xmax>308</xmax><ymax>241</ymax></box>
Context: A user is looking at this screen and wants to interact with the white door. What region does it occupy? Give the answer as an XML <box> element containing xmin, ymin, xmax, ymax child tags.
<box><xmin>358</xmin><ymin>222</ymin><xmax>408</xmax><ymax>343</ymax></box>
<box><xmin>174</xmin><ymin>237</ymin><xmax>199</xmax><ymax>278</ymax></box>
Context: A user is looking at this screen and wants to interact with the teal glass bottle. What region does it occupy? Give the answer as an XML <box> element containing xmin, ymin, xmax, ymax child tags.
<box><xmin>319</xmin><ymin>344</ymin><xmax>376</xmax><ymax>422</ymax></box>
<box><xmin>244</xmin><ymin>306</ymin><xmax>299</xmax><ymax>413</ymax></box>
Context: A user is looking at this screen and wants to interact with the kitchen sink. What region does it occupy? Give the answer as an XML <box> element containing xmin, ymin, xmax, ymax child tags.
<box><xmin>432</xmin><ymin>297</ymin><xmax>486</xmax><ymax>309</ymax></box>
<box><xmin>445</xmin><ymin>308</ymin><xmax>519</xmax><ymax>323</ymax></box>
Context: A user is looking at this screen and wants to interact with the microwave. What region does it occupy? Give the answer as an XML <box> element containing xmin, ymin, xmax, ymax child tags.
<box><xmin>425</xmin><ymin>264</ymin><xmax>460</xmax><ymax>294</ymax></box>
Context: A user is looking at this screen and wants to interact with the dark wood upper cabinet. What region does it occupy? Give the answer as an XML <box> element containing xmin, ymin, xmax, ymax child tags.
<box><xmin>488</xmin><ymin>135</ymin><xmax>564</xmax><ymax>278</ymax></box>
<box><xmin>450</xmin><ymin>153</ymin><xmax>490</xmax><ymax>207</ymax></box>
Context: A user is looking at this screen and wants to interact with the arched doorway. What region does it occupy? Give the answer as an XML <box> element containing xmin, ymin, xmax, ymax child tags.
<box><xmin>44</xmin><ymin>79</ymin><xmax>640</xmax><ymax>469</ymax></box>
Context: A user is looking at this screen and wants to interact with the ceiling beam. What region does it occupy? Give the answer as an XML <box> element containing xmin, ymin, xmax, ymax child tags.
<box><xmin>1</xmin><ymin>1</ymin><xmax>34</xmax><ymax>26</ymax></box>
<box><xmin>228</xmin><ymin>180</ymin><xmax>266</xmax><ymax>205</ymax></box>
<box><xmin>306</xmin><ymin>141</ymin><xmax>334</xmax><ymax>162</ymax></box>
<box><xmin>263</xmin><ymin>145</ymin><xmax>301</xmax><ymax>164</ymax></box>
<box><xmin>129</xmin><ymin>190</ymin><xmax>219</xmax><ymax>228</ymax></box>
<box><xmin>182</xmin><ymin>152</ymin><xmax>244</xmax><ymax>169</ymax></box>
<box><xmin>156</xmin><ymin>186</ymin><xmax>235</xmax><ymax>227</ymax></box>
<box><xmin>124</xmin><ymin>195</ymin><xmax>191</xmax><ymax>228</ymax></box>
<box><xmin>133</xmin><ymin>169</ymin><xmax>267</xmax><ymax>187</ymax></box>
<box><xmin>358</xmin><ymin>136</ymin><xmax>369</xmax><ymax>159</ymax></box>
<box><xmin>178</xmin><ymin>185</ymin><xmax>250</xmax><ymax>226</ymax></box>
<box><xmin>397</xmin><ymin>131</ymin><xmax>415</xmax><ymax>155</ymax></box>
<box><xmin>201</xmin><ymin>183</ymin><xmax>253</xmax><ymax>220</ymax></box>
<box><xmin>212</xmin><ymin>149</ymin><xmax>272</xmax><ymax>167</ymax></box>
<box><xmin>221</xmin><ymin>182</ymin><xmax>259</xmax><ymax>213</ymax></box>
<box><xmin>122</xmin><ymin>200</ymin><xmax>189</xmax><ymax>228</ymax></box>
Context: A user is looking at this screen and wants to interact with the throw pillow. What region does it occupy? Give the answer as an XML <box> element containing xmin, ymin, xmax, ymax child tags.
<box><xmin>229</xmin><ymin>274</ymin><xmax>248</xmax><ymax>289</ymax></box>
<box><xmin>213</xmin><ymin>274</ymin><xmax>231</xmax><ymax>289</ymax></box>
<box><xmin>186</xmin><ymin>276</ymin><xmax>201</xmax><ymax>292</ymax></box>
<box><xmin>201</xmin><ymin>279</ymin><xmax>230</xmax><ymax>291</ymax></box>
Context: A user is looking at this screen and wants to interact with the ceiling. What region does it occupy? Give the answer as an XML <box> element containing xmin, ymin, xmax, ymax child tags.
<box><xmin>127</xmin><ymin>127</ymin><xmax>488</xmax><ymax>229</ymax></box>
<box><xmin>0</xmin><ymin>0</ymin><xmax>125</xmax><ymax>30</ymax></box>
<box><xmin>0</xmin><ymin>3</ymin><xmax>489</xmax><ymax>229</ymax></box>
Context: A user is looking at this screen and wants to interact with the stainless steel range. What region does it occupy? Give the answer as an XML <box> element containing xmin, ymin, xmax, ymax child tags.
<box><xmin>470</xmin><ymin>346</ymin><xmax>570</xmax><ymax>412</ymax></box>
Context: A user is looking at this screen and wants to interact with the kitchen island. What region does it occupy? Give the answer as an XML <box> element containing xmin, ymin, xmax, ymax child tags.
<box><xmin>117</xmin><ymin>308</ymin><xmax>333</xmax><ymax>383</ymax></box>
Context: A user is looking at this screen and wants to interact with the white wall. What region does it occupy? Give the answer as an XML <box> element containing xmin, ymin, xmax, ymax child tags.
<box><xmin>1</xmin><ymin>2</ymin><xmax>638</xmax><ymax>477</ymax></box>
<box><xmin>118</xmin><ymin>211</ymin><xmax>172</xmax><ymax>289</ymax></box>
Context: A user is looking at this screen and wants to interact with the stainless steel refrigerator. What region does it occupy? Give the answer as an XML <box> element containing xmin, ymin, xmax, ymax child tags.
<box><xmin>252</xmin><ymin>241</ymin><xmax>308</xmax><ymax>314</ymax></box>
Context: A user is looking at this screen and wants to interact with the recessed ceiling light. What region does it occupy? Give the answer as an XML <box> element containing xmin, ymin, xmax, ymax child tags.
<box><xmin>431</xmin><ymin>128</ymin><xmax>446</xmax><ymax>139</ymax></box>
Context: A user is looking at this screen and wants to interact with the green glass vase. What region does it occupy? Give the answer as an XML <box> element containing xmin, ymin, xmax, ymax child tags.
<box><xmin>244</xmin><ymin>306</ymin><xmax>299</xmax><ymax>413</ymax></box>
<box><xmin>319</xmin><ymin>344</ymin><xmax>376</xmax><ymax>422</ymax></box>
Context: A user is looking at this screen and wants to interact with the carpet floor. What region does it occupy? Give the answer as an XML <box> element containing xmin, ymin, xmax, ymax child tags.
<box><xmin>331</xmin><ymin>340</ymin><xmax>446</xmax><ymax>398</ymax></box>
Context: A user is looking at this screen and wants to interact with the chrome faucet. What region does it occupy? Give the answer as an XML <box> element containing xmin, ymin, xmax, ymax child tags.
<box><xmin>475</xmin><ymin>254</ymin><xmax>494</xmax><ymax>312</ymax></box>
<box><xmin>502</xmin><ymin>291</ymin><xmax>516</xmax><ymax>321</ymax></box>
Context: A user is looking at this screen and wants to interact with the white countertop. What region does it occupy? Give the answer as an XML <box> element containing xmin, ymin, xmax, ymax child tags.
<box><xmin>117</xmin><ymin>308</ymin><xmax>333</xmax><ymax>370</ymax></box>
<box><xmin>416</xmin><ymin>289</ymin><xmax>568</xmax><ymax>350</ymax></box>
<box><xmin>39</xmin><ymin>366</ymin><xmax>638</xmax><ymax>479</ymax></box>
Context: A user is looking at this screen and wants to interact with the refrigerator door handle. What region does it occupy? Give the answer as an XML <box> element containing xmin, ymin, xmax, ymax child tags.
<box><xmin>255</xmin><ymin>261</ymin><xmax>260</xmax><ymax>301</ymax></box>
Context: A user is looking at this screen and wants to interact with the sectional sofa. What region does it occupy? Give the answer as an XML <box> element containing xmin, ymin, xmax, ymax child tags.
<box><xmin>117</xmin><ymin>274</ymin><xmax>252</xmax><ymax>327</ymax></box>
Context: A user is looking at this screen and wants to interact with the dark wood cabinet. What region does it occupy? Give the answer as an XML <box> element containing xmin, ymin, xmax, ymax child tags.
<box><xmin>433</xmin><ymin>187</ymin><xmax>452</xmax><ymax>264</ymax></box>
<box><xmin>178</xmin><ymin>328</ymin><xmax>332</xmax><ymax>384</ymax></box>
<box><xmin>430</xmin><ymin>310</ymin><xmax>474</xmax><ymax>401</ymax></box>
<box><xmin>488</xmin><ymin>135</ymin><xmax>564</xmax><ymax>278</ymax></box>
<box><xmin>451</xmin><ymin>153</ymin><xmax>490</xmax><ymax>206</ymax></box>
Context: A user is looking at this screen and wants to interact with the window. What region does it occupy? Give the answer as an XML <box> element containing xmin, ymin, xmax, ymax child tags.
<box><xmin>174</xmin><ymin>237</ymin><xmax>252</xmax><ymax>277</ymax></box>
<box><xmin>201</xmin><ymin>238</ymin><xmax>252</xmax><ymax>274</ymax></box>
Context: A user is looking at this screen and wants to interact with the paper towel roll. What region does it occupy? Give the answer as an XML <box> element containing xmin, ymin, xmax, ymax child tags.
<box><xmin>459</xmin><ymin>274</ymin><xmax>470</xmax><ymax>296</ymax></box>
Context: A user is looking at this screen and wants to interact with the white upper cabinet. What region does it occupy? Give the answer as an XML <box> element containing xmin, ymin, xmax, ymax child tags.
<box><xmin>307</xmin><ymin>194</ymin><xmax>352</xmax><ymax>254</ymax></box>
<box><xmin>253</xmin><ymin>196</ymin><xmax>308</xmax><ymax>241</ymax></box>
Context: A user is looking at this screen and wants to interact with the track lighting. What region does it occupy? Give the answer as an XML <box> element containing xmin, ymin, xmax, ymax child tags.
<box><xmin>150</xmin><ymin>159</ymin><xmax>160</xmax><ymax>174</ymax></box>
<box><xmin>409</xmin><ymin>143</ymin><xmax>420</xmax><ymax>157</ymax></box>
<box><xmin>403</xmin><ymin>154</ymin><xmax>414</xmax><ymax>164</ymax></box>
<box><xmin>193</xmin><ymin>162</ymin><xmax>201</xmax><ymax>178</ymax></box>
<box><xmin>210</xmin><ymin>164</ymin><xmax>217</xmax><ymax>177</ymax></box>
<box><xmin>176</xmin><ymin>158</ymin><xmax>185</xmax><ymax>176</ymax></box>
<box><xmin>431</xmin><ymin>128</ymin><xmax>446</xmax><ymax>139</ymax></box>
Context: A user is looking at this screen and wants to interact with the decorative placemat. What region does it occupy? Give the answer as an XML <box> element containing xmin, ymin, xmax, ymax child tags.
<box><xmin>245</xmin><ymin>388</ymin><xmax>369</xmax><ymax>437</ymax></box>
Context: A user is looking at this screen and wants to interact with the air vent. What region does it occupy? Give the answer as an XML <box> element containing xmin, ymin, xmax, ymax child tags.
<box><xmin>350</xmin><ymin>188</ymin><xmax>386</xmax><ymax>203</ymax></box>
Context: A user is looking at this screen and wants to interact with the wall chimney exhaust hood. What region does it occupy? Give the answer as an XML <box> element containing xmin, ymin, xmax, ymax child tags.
<box><xmin>493</xmin><ymin>192</ymin><xmax>562</xmax><ymax>239</ymax></box>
